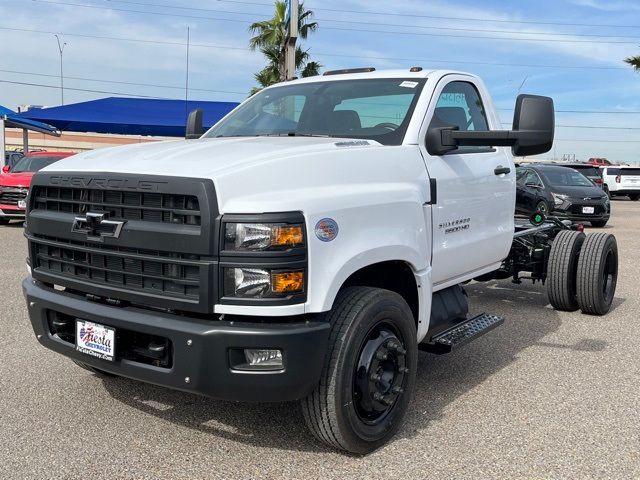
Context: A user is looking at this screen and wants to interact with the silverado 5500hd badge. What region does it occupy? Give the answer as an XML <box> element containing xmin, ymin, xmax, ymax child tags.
<box><xmin>439</xmin><ymin>217</ymin><xmax>471</xmax><ymax>234</ymax></box>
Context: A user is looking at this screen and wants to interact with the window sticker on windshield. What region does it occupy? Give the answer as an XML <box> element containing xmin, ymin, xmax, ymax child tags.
<box><xmin>399</xmin><ymin>81</ymin><xmax>419</xmax><ymax>88</ymax></box>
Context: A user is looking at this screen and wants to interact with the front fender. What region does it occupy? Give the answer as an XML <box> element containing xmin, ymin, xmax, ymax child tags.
<box><xmin>305</xmin><ymin>198</ymin><xmax>430</xmax><ymax>315</ymax></box>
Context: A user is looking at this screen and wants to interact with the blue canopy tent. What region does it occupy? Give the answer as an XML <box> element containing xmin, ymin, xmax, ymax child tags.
<box><xmin>18</xmin><ymin>97</ymin><xmax>240</xmax><ymax>137</ymax></box>
<box><xmin>1</xmin><ymin>104</ymin><xmax>61</xmax><ymax>165</ymax></box>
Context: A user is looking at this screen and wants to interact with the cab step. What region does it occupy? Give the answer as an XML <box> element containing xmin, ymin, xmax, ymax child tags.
<box><xmin>419</xmin><ymin>313</ymin><xmax>504</xmax><ymax>354</ymax></box>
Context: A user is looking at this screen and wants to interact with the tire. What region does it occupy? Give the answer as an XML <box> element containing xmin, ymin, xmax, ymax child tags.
<box><xmin>72</xmin><ymin>359</ymin><xmax>118</xmax><ymax>377</ymax></box>
<box><xmin>591</xmin><ymin>220</ymin><xmax>608</xmax><ymax>228</ymax></box>
<box><xmin>535</xmin><ymin>200</ymin><xmax>549</xmax><ymax>216</ymax></box>
<box><xmin>0</xmin><ymin>218</ymin><xmax>9</xmax><ymax>225</ymax></box>
<box><xmin>576</xmin><ymin>233</ymin><xmax>618</xmax><ymax>315</ymax></box>
<box><xmin>300</xmin><ymin>287</ymin><xmax>417</xmax><ymax>454</ymax></box>
<box><xmin>547</xmin><ymin>230</ymin><xmax>585</xmax><ymax>311</ymax></box>
<box><xmin>629</xmin><ymin>194</ymin><xmax>639</xmax><ymax>201</ymax></box>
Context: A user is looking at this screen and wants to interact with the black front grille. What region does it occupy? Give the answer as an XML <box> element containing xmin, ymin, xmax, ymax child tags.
<box><xmin>0</xmin><ymin>187</ymin><xmax>28</xmax><ymax>206</ymax></box>
<box><xmin>31</xmin><ymin>186</ymin><xmax>201</xmax><ymax>225</ymax></box>
<box><xmin>32</xmin><ymin>236</ymin><xmax>201</xmax><ymax>300</ymax></box>
<box><xmin>27</xmin><ymin>173</ymin><xmax>219</xmax><ymax>313</ymax></box>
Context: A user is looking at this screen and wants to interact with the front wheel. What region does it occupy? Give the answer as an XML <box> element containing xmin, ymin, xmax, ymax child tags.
<box><xmin>535</xmin><ymin>200</ymin><xmax>550</xmax><ymax>216</ymax></box>
<box><xmin>300</xmin><ymin>287</ymin><xmax>417</xmax><ymax>454</ymax></box>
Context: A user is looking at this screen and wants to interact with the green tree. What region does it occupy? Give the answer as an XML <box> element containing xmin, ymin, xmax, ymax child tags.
<box><xmin>626</xmin><ymin>55</ymin><xmax>640</xmax><ymax>71</ymax></box>
<box><xmin>249</xmin><ymin>1</ymin><xmax>320</xmax><ymax>94</ymax></box>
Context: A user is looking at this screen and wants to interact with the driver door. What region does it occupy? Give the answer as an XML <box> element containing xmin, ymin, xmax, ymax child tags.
<box><xmin>419</xmin><ymin>76</ymin><xmax>515</xmax><ymax>287</ymax></box>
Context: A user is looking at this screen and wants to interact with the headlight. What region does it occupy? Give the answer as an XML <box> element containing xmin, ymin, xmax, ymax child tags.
<box><xmin>224</xmin><ymin>223</ymin><xmax>304</xmax><ymax>251</ymax></box>
<box><xmin>223</xmin><ymin>268</ymin><xmax>304</xmax><ymax>298</ymax></box>
<box><xmin>552</xmin><ymin>193</ymin><xmax>569</xmax><ymax>206</ymax></box>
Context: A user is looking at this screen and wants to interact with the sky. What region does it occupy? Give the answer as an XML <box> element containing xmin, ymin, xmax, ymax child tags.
<box><xmin>0</xmin><ymin>0</ymin><xmax>639</xmax><ymax>163</ymax></box>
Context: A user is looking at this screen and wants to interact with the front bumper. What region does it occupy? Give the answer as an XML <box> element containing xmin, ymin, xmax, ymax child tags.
<box><xmin>552</xmin><ymin>200</ymin><xmax>610</xmax><ymax>224</ymax></box>
<box><xmin>610</xmin><ymin>189</ymin><xmax>640</xmax><ymax>196</ymax></box>
<box><xmin>552</xmin><ymin>212</ymin><xmax>610</xmax><ymax>224</ymax></box>
<box><xmin>0</xmin><ymin>205</ymin><xmax>25</xmax><ymax>218</ymax></box>
<box><xmin>23</xmin><ymin>278</ymin><xmax>330</xmax><ymax>402</ymax></box>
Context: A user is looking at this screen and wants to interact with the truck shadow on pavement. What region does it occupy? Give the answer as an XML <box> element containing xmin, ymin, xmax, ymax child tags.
<box><xmin>99</xmin><ymin>279</ymin><xmax>619</xmax><ymax>454</ymax></box>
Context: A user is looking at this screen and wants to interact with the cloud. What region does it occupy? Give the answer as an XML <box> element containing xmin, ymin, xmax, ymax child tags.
<box><xmin>571</xmin><ymin>0</ymin><xmax>640</xmax><ymax>11</ymax></box>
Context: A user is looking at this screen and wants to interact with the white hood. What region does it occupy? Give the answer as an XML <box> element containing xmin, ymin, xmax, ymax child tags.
<box><xmin>42</xmin><ymin>136</ymin><xmax>423</xmax><ymax>215</ymax></box>
<box><xmin>44</xmin><ymin>137</ymin><xmax>379</xmax><ymax>178</ymax></box>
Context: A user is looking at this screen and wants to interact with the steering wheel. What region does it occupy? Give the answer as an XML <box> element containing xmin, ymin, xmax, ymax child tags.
<box><xmin>373</xmin><ymin>122</ymin><xmax>400</xmax><ymax>131</ymax></box>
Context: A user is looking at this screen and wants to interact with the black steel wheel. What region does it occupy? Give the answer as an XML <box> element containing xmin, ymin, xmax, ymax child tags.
<box><xmin>301</xmin><ymin>287</ymin><xmax>417</xmax><ymax>454</ymax></box>
<box><xmin>576</xmin><ymin>233</ymin><xmax>618</xmax><ymax>315</ymax></box>
<box><xmin>547</xmin><ymin>230</ymin><xmax>585</xmax><ymax>311</ymax></box>
<box><xmin>352</xmin><ymin>322</ymin><xmax>408</xmax><ymax>425</ymax></box>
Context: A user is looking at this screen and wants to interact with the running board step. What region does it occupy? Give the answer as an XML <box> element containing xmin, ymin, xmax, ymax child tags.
<box><xmin>419</xmin><ymin>313</ymin><xmax>504</xmax><ymax>354</ymax></box>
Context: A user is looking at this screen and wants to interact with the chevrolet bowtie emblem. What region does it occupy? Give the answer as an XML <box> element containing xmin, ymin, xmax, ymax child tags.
<box><xmin>71</xmin><ymin>212</ymin><xmax>125</xmax><ymax>242</ymax></box>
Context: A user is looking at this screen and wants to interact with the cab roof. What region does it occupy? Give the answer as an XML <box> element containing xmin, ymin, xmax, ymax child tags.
<box><xmin>278</xmin><ymin>68</ymin><xmax>474</xmax><ymax>86</ymax></box>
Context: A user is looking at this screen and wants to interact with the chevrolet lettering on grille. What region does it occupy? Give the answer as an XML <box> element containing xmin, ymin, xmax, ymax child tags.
<box><xmin>71</xmin><ymin>212</ymin><xmax>125</xmax><ymax>242</ymax></box>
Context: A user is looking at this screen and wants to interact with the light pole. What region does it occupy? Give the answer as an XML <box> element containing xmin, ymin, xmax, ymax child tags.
<box><xmin>54</xmin><ymin>34</ymin><xmax>67</xmax><ymax>105</ymax></box>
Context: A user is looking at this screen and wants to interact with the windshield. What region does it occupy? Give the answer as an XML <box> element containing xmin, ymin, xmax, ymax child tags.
<box><xmin>203</xmin><ymin>78</ymin><xmax>427</xmax><ymax>146</ymax></box>
<box><xmin>571</xmin><ymin>166</ymin><xmax>600</xmax><ymax>177</ymax></box>
<box><xmin>544</xmin><ymin>168</ymin><xmax>593</xmax><ymax>187</ymax></box>
<box><xmin>12</xmin><ymin>155</ymin><xmax>66</xmax><ymax>173</ymax></box>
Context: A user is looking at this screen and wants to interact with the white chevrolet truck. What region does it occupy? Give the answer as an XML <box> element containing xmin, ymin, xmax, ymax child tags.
<box><xmin>22</xmin><ymin>68</ymin><xmax>619</xmax><ymax>454</ymax></box>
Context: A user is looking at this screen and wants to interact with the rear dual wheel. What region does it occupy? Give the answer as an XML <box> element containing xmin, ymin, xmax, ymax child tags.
<box><xmin>576</xmin><ymin>233</ymin><xmax>618</xmax><ymax>315</ymax></box>
<box><xmin>548</xmin><ymin>231</ymin><xmax>618</xmax><ymax>315</ymax></box>
<box><xmin>301</xmin><ymin>287</ymin><xmax>417</xmax><ymax>454</ymax></box>
<box><xmin>547</xmin><ymin>231</ymin><xmax>585</xmax><ymax>311</ymax></box>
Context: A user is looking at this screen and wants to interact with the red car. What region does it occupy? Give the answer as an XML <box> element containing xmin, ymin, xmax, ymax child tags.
<box><xmin>587</xmin><ymin>157</ymin><xmax>612</xmax><ymax>166</ymax></box>
<box><xmin>0</xmin><ymin>151</ymin><xmax>75</xmax><ymax>224</ymax></box>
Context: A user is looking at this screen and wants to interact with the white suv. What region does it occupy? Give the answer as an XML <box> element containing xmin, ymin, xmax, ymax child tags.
<box><xmin>601</xmin><ymin>166</ymin><xmax>640</xmax><ymax>200</ymax></box>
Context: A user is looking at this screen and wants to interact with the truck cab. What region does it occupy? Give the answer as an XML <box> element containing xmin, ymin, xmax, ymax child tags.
<box><xmin>25</xmin><ymin>68</ymin><xmax>608</xmax><ymax>454</ymax></box>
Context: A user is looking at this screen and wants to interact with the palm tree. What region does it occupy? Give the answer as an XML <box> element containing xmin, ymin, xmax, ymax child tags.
<box><xmin>626</xmin><ymin>55</ymin><xmax>640</xmax><ymax>71</ymax></box>
<box><xmin>249</xmin><ymin>1</ymin><xmax>320</xmax><ymax>92</ymax></box>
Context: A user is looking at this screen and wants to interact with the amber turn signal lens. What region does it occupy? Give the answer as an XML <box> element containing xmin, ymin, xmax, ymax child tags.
<box><xmin>271</xmin><ymin>271</ymin><xmax>304</xmax><ymax>293</ymax></box>
<box><xmin>271</xmin><ymin>226</ymin><xmax>304</xmax><ymax>248</ymax></box>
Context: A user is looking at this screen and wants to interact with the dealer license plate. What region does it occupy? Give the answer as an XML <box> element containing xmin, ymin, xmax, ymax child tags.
<box><xmin>582</xmin><ymin>206</ymin><xmax>595</xmax><ymax>214</ymax></box>
<box><xmin>18</xmin><ymin>200</ymin><xmax>26</xmax><ymax>209</ymax></box>
<box><xmin>76</xmin><ymin>320</ymin><xmax>115</xmax><ymax>361</ymax></box>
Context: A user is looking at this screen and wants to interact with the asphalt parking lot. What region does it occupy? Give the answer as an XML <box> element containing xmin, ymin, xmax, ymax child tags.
<box><xmin>1</xmin><ymin>201</ymin><xmax>638</xmax><ymax>480</ymax></box>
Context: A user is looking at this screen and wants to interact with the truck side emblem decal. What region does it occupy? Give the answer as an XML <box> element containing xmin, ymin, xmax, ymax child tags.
<box><xmin>72</xmin><ymin>212</ymin><xmax>125</xmax><ymax>242</ymax></box>
<box><xmin>315</xmin><ymin>218</ymin><xmax>339</xmax><ymax>242</ymax></box>
<box><xmin>439</xmin><ymin>217</ymin><xmax>471</xmax><ymax>235</ymax></box>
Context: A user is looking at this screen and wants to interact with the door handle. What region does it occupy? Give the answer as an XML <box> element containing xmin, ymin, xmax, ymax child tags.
<box><xmin>494</xmin><ymin>166</ymin><xmax>511</xmax><ymax>175</ymax></box>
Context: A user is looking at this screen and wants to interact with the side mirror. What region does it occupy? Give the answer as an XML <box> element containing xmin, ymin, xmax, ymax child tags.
<box><xmin>511</xmin><ymin>95</ymin><xmax>554</xmax><ymax>156</ymax></box>
<box><xmin>426</xmin><ymin>94</ymin><xmax>555</xmax><ymax>157</ymax></box>
<box><xmin>2</xmin><ymin>165</ymin><xmax>10</xmax><ymax>174</ymax></box>
<box><xmin>185</xmin><ymin>108</ymin><xmax>204</xmax><ymax>139</ymax></box>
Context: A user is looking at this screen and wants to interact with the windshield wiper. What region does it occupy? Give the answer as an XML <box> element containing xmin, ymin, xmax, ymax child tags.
<box><xmin>215</xmin><ymin>133</ymin><xmax>331</xmax><ymax>138</ymax></box>
<box><xmin>263</xmin><ymin>132</ymin><xmax>331</xmax><ymax>138</ymax></box>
